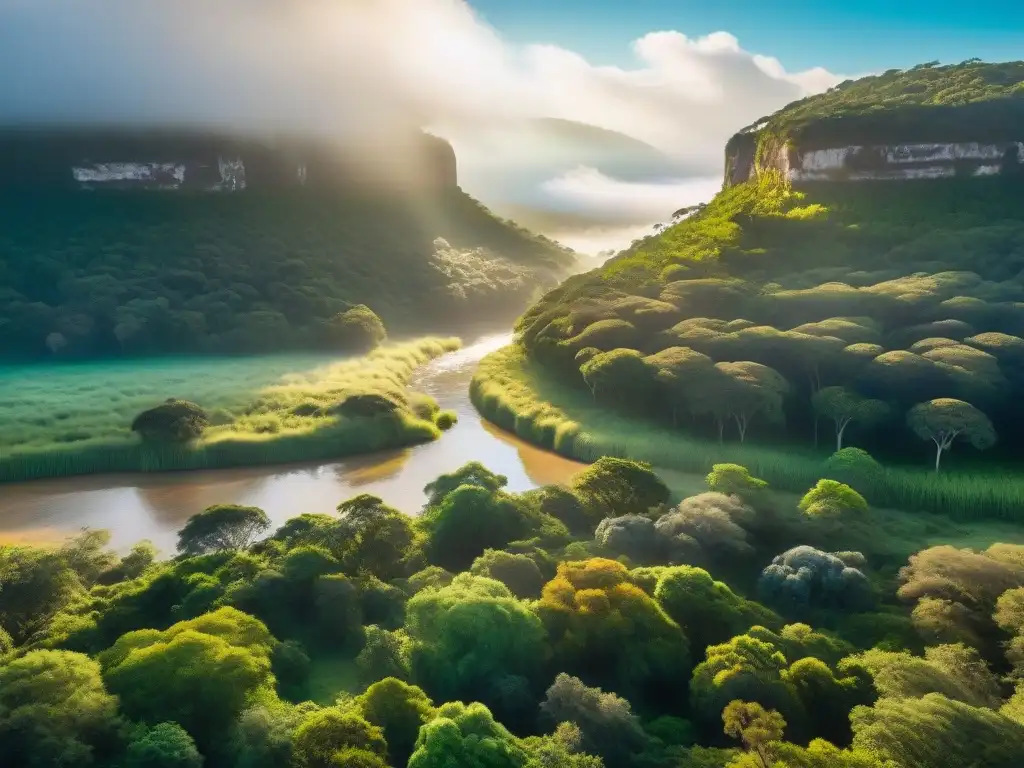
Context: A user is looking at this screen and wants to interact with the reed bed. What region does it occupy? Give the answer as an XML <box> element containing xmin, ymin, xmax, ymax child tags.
<box><xmin>471</xmin><ymin>344</ymin><xmax>1024</xmax><ymax>523</ymax></box>
<box><xmin>0</xmin><ymin>338</ymin><xmax>461</xmax><ymax>483</ymax></box>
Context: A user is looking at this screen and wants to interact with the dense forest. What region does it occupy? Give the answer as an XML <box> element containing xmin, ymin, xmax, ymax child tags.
<box><xmin>0</xmin><ymin>186</ymin><xmax>573</xmax><ymax>360</ymax></box>
<box><xmin>731</xmin><ymin>59</ymin><xmax>1024</xmax><ymax>147</ymax></box>
<box><xmin>3</xmin><ymin>457</ymin><xmax>1023</xmax><ymax>768</ymax></box>
<box><xmin>511</xmin><ymin>61</ymin><xmax>1024</xmax><ymax>479</ymax></box>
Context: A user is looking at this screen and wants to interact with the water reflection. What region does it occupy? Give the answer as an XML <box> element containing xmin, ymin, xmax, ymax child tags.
<box><xmin>0</xmin><ymin>334</ymin><xmax>588</xmax><ymax>554</ymax></box>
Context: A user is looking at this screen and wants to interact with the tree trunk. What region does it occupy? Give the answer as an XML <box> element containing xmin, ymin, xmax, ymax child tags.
<box><xmin>716</xmin><ymin>418</ymin><xmax>724</xmax><ymax>444</ymax></box>
<box><xmin>934</xmin><ymin>440</ymin><xmax>943</xmax><ymax>472</ymax></box>
<box><xmin>734</xmin><ymin>415</ymin><xmax>748</xmax><ymax>443</ymax></box>
<box><xmin>836</xmin><ymin>419</ymin><xmax>850</xmax><ymax>452</ymax></box>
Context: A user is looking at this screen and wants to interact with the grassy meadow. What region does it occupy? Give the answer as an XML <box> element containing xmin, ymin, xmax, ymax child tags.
<box><xmin>472</xmin><ymin>343</ymin><xmax>1024</xmax><ymax>523</ymax></box>
<box><xmin>0</xmin><ymin>337</ymin><xmax>461</xmax><ymax>482</ymax></box>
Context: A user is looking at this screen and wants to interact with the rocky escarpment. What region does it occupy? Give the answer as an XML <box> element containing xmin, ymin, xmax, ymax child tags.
<box><xmin>0</xmin><ymin>128</ymin><xmax>457</xmax><ymax>192</ymax></box>
<box><xmin>725</xmin><ymin>60</ymin><xmax>1024</xmax><ymax>186</ymax></box>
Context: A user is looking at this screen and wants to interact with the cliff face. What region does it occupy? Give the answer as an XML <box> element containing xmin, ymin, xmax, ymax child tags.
<box><xmin>0</xmin><ymin>128</ymin><xmax>458</xmax><ymax>193</ymax></box>
<box><xmin>726</xmin><ymin>135</ymin><xmax>1023</xmax><ymax>185</ymax></box>
<box><xmin>724</xmin><ymin>60</ymin><xmax>1024</xmax><ymax>187</ymax></box>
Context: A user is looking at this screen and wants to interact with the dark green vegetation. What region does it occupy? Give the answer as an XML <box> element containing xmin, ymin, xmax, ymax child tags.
<box><xmin>493</xmin><ymin>61</ymin><xmax>1024</xmax><ymax>521</ymax></box>
<box><xmin>0</xmin><ymin>187</ymin><xmax>572</xmax><ymax>360</ymax></box>
<box><xmin>732</xmin><ymin>59</ymin><xmax>1024</xmax><ymax>148</ymax></box>
<box><xmin>1</xmin><ymin>338</ymin><xmax>460</xmax><ymax>483</ymax></box>
<box><xmin>3</xmin><ymin>458</ymin><xmax>1024</xmax><ymax>768</ymax></box>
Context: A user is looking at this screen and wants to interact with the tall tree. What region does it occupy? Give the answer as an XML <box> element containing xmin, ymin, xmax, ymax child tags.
<box><xmin>906</xmin><ymin>398</ymin><xmax>996</xmax><ymax>471</ymax></box>
<box><xmin>811</xmin><ymin>387</ymin><xmax>889</xmax><ymax>451</ymax></box>
<box><xmin>176</xmin><ymin>504</ymin><xmax>271</xmax><ymax>555</ymax></box>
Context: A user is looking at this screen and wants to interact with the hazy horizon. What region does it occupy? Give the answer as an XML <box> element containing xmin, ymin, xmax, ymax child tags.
<box><xmin>0</xmin><ymin>0</ymin><xmax>854</xmax><ymax>254</ymax></box>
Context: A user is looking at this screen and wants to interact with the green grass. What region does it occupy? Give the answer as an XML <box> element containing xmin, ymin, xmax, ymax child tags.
<box><xmin>0</xmin><ymin>337</ymin><xmax>461</xmax><ymax>483</ymax></box>
<box><xmin>471</xmin><ymin>343</ymin><xmax>1024</xmax><ymax>523</ymax></box>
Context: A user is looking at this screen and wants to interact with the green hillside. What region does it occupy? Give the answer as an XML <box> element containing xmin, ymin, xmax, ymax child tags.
<box><xmin>733</xmin><ymin>59</ymin><xmax>1024</xmax><ymax>149</ymax></box>
<box><xmin>489</xmin><ymin>61</ymin><xmax>1024</xmax><ymax>513</ymax></box>
<box><xmin>0</xmin><ymin>186</ymin><xmax>573</xmax><ymax>360</ymax></box>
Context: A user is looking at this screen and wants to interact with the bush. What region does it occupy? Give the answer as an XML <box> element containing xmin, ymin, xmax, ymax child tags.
<box><xmin>131</xmin><ymin>399</ymin><xmax>209</xmax><ymax>443</ymax></box>
<box><xmin>434</xmin><ymin>410</ymin><xmax>457</xmax><ymax>431</ymax></box>
<box><xmin>824</xmin><ymin>448</ymin><xmax>883</xmax><ymax>489</ymax></box>
<box><xmin>799</xmin><ymin>479</ymin><xmax>868</xmax><ymax>517</ymax></box>
<box><xmin>758</xmin><ymin>546</ymin><xmax>873</xmax><ymax>616</ymax></box>
<box><xmin>329</xmin><ymin>305</ymin><xmax>388</xmax><ymax>353</ymax></box>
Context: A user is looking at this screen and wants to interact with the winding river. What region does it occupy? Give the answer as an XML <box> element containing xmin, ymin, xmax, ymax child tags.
<box><xmin>0</xmin><ymin>334</ymin><xmax>587</xmax><ymax>554</ymax></box>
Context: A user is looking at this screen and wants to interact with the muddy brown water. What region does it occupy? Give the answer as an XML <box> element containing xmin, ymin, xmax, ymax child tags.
<box><xmin>0</xmin><ymin>334</ymin><xmax>586</xmax><ymax>554</ymax></box>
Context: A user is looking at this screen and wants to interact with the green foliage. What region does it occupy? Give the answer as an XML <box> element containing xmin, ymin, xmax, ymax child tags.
<box><xmin>854</xmin><ymin>643</ymin><xmax>1002</xmax><ymax>708</ymax></box>
<box><xmin>0</xmin><ymin>186</ymin><xmax>570</xmax><ymax>361</ymax></box>
<box><xmin>355</xmin><ymin>626</ymin><xmax>411</xmax><ymax>688</ymax></box>
<box><xmin>799</xmin><ymin>480</ymin><xmax>868</xmax><ymax>517</ymax></box>
<box><xmin>570</xmin><ymin>457</ymin><xmax>670</xmax><ymax>521</ymax></box>
<box><xmin>537</xmin><ymin>559</ymin><xmax>690</xmax><ymax>705</ymax></box>
<box><xmin>131</xmin><ymin>399</ymin><xmax>210</xmax><ymax>444</ymax></box>
<box><xmin>539</xmin><ymin>674</ymin><xmax>647</xmax><ymax>768</ymax></box>
<box><xmin>721</xmin><ymin>700</ymin><xmax>786</xmax><ymax>768</ymax></box>
<box><xmin>355</xmin><ymin>678</ymin><xmax>434</xmax><ymax>767</ymax></box>
<box><xmin>291</xmin><ymin>707</ymin><xmax>387</xmax><ymax>768</ymax></box>
<box><xmin>851</xmin><ymin>693</ymin><xmax>1024</xmax><ymax>768</ymax></box>
<box><xmin>811</xmin><ymin>388</ymin><xmax>888</xmax><ymax>452</ymax></box>
<box><xmin>907</xmin><ymin>398</ymin><xmax>997</xmax><ymax>471</ymax></box>
<box><xmin>742</xmin><ymin>60</ymin><xmax>1024</xmax><ymax>148</ymax></box>
<box><xmin>124</xmin><ymin>722</ymin><xmax>202</xmax><ymax>768</ymax></box>
<box><xmin>419</xmin><ymin>485</ymin><xmax>565</xmax><ymax>572</ymax></box>
<box><xmin>0</xmin><ymin>650</ymin><xmax>122</xmax><ymax>768</ymax></box>
<box><xmin>407</xmin><ymin>701</ymin><xmax>529</xmax><ymax>768</ymax></box>
<box><xmin>472</xmin><ymin>345</ymin><xmax>1024</xmax><ymax>522</ymax></box>
<box><xmin>823</xmin><ymin>448</ymin><xmax>883</xmax><ymax>489</ymax></box>
<box><xmin>177</xmin><ymin>504</ymin><xmax>271</xmax><ymax>555</ymax></box>
<box><xmin>405</xmin><ymin>574</ymin><xmax>547</xmax><ymax>724</ymax></box>
<box><xmin>335</xmin><ymin>495</ymin><xmax>416</xmax><ymax>581</ymax></box>
<box><xmin>897</xmin><ymin>544</ymin><xmax>1024</xmax><ymax>649</ymax></box>
<box><xmin>470</xmin><ymin>549</ymin><xmax>546</xmax><ymax>599</ymax></box>
<box><xmin>327</xmin><ymin>305</ymin><xmax>387</xmax><ymax>354</ymax></box>
<box><xmin>690</xmin><ymin>624</ymin><xmax>865</xmax><ymax>742</ymax></box>
<box><xmin>99</xmin><ymin>607</ymin><xmax>276</xmax><ymax>750</ymax></box>
<box><xmin>655</xmin><ymin>566</ymin><xmax>780</xmax><ymax>655</ymax></box>
<box><xmin>423</xmin><ymin>461</ymin><xmax>509</xmax><ymax>506</ymax></box>
<box><xmin>0</xmin><ymin>544</ymin><xmax>84</xmax><ymax>644</ymax></box>
<box><xmin>705</xmin><ymin>464</ymin><xmax>769</xmax><ymax>499</ymax></box>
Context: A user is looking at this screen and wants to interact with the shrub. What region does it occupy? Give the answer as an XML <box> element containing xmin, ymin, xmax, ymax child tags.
<box><xmin>799</xmin><ymin>479</ymin><xmax>868</xmax><ymax>517</ymax></box>
<box><xmin>131</xmin><ymin>399</ymin><xmax>209</xmax><ymax>443</ymax></box>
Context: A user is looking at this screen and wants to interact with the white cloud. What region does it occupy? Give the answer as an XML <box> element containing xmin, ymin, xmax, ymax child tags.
<box><xmin>541</xmin><ymin>167</ymin><xmax>721</xmax><ymax>220</ymax></box>
<box><xmin>0</xmin><ymin>0</ymin><xmax>848</xmax><ymax>245</ymax></box>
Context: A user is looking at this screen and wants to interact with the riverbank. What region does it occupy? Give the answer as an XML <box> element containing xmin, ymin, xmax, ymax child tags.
<box><xmin>470</xmin><ymin>343</ymin><xmax>1024</xmax><ymax>523</ymax></box>
<box><xmin>0</xmin><ymin>337</ymin><xmax>460</xmax><ymax>484</ymax></box>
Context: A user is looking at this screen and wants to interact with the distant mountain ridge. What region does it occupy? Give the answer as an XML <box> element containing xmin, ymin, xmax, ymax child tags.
<box><xmin>0</xmin><ymin>127</ymin><xmax>457</xmax><ymax>193</ymax></box>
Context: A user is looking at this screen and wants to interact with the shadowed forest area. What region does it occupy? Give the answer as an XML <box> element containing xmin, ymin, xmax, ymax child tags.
<box><xmin>0</xmin><ymin>187</ymin><xmax>572</xmax><ymax>360</ymax></box>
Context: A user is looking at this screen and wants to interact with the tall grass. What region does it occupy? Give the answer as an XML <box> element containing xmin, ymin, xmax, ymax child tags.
<box><xmin>0</xmin><ymin>338</ymin><xmax>461</xmax><ymax>483</ymax></box>
<box><xmin>471</xmin><ymin>344</ymin><xmax>1024</xmax><ymax>523</ymax></box>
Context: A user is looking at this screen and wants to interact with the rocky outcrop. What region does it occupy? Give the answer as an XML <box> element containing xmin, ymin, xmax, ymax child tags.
<box><xmin>0</xmin><ymin>128</ymin><xmax>458</xmax><ymax>192</ymax></box>
<box><xmin>726</xmin><ymin>136</ymin><xmax>1023</xmax><ymax>186</ymax></box>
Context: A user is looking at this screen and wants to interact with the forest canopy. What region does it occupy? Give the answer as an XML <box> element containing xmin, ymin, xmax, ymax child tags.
<box><xmin>2</xmin><ymin>458</ymin><xmax>1023</xmax><ymax>768</ymax></box>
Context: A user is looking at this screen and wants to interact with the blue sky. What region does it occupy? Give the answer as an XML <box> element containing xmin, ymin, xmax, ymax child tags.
<box><xmin>470</xmin><ymin>0</ymin><xmax>1024</xmax><ymax>74</ymax></box>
